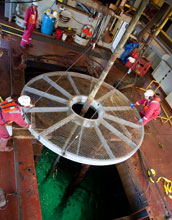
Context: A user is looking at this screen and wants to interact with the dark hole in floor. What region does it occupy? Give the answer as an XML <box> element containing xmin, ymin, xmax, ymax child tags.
<box><xmin>36</xmin><ymin>148</ymin><xmax>132</xmax><ymax>220</ymax></box>
<box><xmin>26</xmin><ymin>62</ymin><xmax>132</xmax><ymax>219</ymax></box>
<box><xmin>72</xmin><ymin>103</ymin><xmax>98</xmax><ymax>119</ymax></box>
<box><xmin>25</xmin><ymin>60</ymin><xmax>88</xmax><ymax>83</ymax></box>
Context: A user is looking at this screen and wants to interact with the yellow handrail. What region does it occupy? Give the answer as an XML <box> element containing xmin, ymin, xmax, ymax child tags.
<box><xmin>0</xmin><ymin>22</ymin><xmax>23</xmax><ymax>38</ymax></box>
<box><xmin>0</xmin><ymin>22</ymin><xmax>24</xmax><ymax>33</ymax></box>
<box><xmin>1</xmin><ymin>29</ymin><xmax>22</xmax><ymax>38</ymax></box>
<box><xmin>155</xmin><ymin>8</ymin><xmax>172</xmax><ymax>36</ymax></box>
<box><xmin>140</xmin><ymin>80</ymin><xmax>161</xmax><ymax>93</ymax></box>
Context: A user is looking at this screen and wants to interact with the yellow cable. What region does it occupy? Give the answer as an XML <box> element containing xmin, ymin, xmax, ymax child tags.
<box><xmin>148</xmin><ymin>169</ymin><xmax>172</xmax><ymax>199</ymax></box>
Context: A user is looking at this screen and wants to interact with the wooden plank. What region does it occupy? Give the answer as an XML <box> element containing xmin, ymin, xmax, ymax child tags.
<box><xmin>13</xmin><ymin>128</ymin><xmax>51</xmax><ymax>139</ymax></box>
<box><xmin>17</xmin><ymin>139</ymin><xmax>42</xmax><ymax>220</ymax></box>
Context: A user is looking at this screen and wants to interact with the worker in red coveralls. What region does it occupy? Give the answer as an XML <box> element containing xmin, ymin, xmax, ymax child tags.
<box><xmin>130</xmin><ymin>89</ymin><xmax>161</xmax><ymax>126</ymax></box>
<box><xmin>0</xmin><ymin>95</ymin><xmax>34</xmax><ymax>152</ymax></box>
<box><xmin>20</xmin><ymin>2</ymin><xmax>38</xmax><ymax>49</ymax></box>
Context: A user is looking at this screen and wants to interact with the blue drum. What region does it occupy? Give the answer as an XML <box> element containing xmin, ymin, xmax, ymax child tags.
<box><xmin>41</xmin><ymin>13</ymin><xmax>56</xmax><ymax>35</ymax></box>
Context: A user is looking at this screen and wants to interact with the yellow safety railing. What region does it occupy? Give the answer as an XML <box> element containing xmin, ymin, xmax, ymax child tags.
<box><xmin>0</xmin><ymin>22</ymin><xmax>23</xmax><ymax>38</ymax></box>
<box><xmin>139</xmin><ymin>80</ymin><xmax>161</xmax><ymax>93</ymax></box>
<box><xmin>140</xmin><ymin>80</ymin><xmax>172</xmax><ymax>126</ymax></box>
<box><xmin>155</xmin><ymin>9</ymin><xmax>172</xmax><ymax>37</ymax></box>
<box><xmin>0</xmin><ymin>22</ymin><xmax>23</xmax><ymax>32</ymax></box>
<box><xmin>158</xmin><ymin>104</ymin><xmax>172</xmax><ymax>126</ymax></box>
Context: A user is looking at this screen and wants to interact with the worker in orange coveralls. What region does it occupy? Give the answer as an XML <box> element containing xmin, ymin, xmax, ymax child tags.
<box><xmin>130</xmin><ymin>89</ymin><xmax>161</xmax><ymax>126</ymax></box>
<box><xmin>0</xmin><ymin>95</ymin><xmax>34</xmax><ymax>152</ymax></box>
<box><xmin>20</xmin><ymin>2</ymin><xmax>38</xmax><ymax>49</ymax></box>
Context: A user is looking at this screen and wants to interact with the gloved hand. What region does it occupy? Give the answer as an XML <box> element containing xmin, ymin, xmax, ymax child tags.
<box><xmin>24</xmin><ymin>25</ymin><xmax>27</xmax><ymax>30</ymax></box>
<box><xmin>138</xmin><ymin>119</ymin><xmax>143</xmax><ymax>123</ymax></box>
<box><xmin>28</xmin><ymin>124</ymin><xmax>32</xmax><ymax>129</ymax></box>
<box><xmin>29</xmin><ymin>104</ymin><xmax>35</xmax><ymax>108</ymax></box>
<box><xmin>130</xmin><ymin>104</ymin><xmax>135</xmax><ymax>108</ymax></box>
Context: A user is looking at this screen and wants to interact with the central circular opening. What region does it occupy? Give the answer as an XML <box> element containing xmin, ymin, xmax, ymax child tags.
<box><xmin>72</xmin><ymin>103</ymin><xmax>99</xmax><ymax>119</ymax></box>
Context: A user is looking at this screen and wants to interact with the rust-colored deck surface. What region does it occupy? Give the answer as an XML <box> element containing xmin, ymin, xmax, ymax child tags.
<box><xmin>17</xmin><ymin>139</ymin><xmax>42</xmax><ymax>220</ymax></box>
<box><xmin>0</xmin><ymin>149</ymin><xmax>18</xmax><ymax>220</ymax></box>
<box><xmin>0</xmin><ymin>19</ymin><xmax>172</xmax><ymax>219</ymax></box>
<box><xmin>0</xmin><ymin>139</ymin><xmax>42</xmax><ymax>220</ymax></box>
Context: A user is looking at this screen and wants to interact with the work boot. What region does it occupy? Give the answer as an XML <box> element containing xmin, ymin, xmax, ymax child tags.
<box><xmin>20</xmin><ymin>44</ymin><xmax>26</xmax><ymax>50</ymax></box>
<box><xmin>27</xmin><ymin>43</ymin><xmax>33</xmax><ymax>47</ymax></box>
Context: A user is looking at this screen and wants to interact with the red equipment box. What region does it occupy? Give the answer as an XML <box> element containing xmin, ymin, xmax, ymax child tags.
<box><xmin>126</xmin><ymin>55</ymin><xmax>151</xmax><ymax>77</ymax></box>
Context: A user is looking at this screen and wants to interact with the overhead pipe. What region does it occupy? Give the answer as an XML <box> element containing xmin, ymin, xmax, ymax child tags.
<box><xmin>77</xmin><ymin>2</ymin><xmax>90</xmax><ymax>14</ymax></box>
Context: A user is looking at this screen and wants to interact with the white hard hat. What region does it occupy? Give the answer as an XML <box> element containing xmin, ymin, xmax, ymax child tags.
<box><xmin>53</xmin><ymin>11</ymin><xmax>58</xmax><ymax>18</ymax></box>
<box><xmin>144</xmin><ymin>89</ymin><xmax>154</xmax><ymax>97</ymax></box>
<box><xmin>32</xmin><ymin>2</ymin><xmax>38</xmax><ymax>6</ymax></box>
<box><xmin>18</xmin><ymin>95</ymin><xmax>31</xmax><ymax>106</ymax></box>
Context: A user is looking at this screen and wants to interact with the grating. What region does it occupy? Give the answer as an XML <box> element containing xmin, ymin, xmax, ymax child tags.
<box><xmin>22</xmin><ymin>72</ymin><xmax>144</xmax><ymax>165</ymax></box>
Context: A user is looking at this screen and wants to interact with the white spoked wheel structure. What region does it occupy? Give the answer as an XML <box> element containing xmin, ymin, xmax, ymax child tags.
<box><xmin>22</xmin><ymin>71</ymin><xmax>144</xmax><ymax>165</ymax></box>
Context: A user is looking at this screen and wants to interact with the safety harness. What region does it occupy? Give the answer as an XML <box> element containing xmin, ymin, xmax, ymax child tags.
<box><xmin>28</xmin><ymin>7</ymin><xmax>38</xmax><ymax>25</ymax></box>
<box><xmin>29</xmin><ymin>14</ymin><xmax>37</xmax><ymax>24</ymax></box>
<box><xmin>143</xmin><ymin>100</ymin><xmax>149</xmax><ymax>112</ymax></box>
<box><xmin>143</xmin><ymin>98</ymin><xmax>160</xmax><ymax>113</ymax></box>
<box><xmin>0</xmin><ymin>100</ymin><xmax>20</xmax><ymax>125</ymax></box>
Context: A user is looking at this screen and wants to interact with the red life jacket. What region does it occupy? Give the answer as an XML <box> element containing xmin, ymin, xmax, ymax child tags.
<box><xmin>0</xmin><ymin>100</ymin><xmax>18</xmax><ymax>113</ymax></box>
<box><xmin>143</xmin><ymin>100</ymin><xmax>149</xmax><ymax>112</ymax></box>
<box><xmin>143</xmin><ymin>96</ymin><xmax>161</xmax><ymax>113</ymax></box>
<box><xmin>29</xmin><ymin>14</ymin><xmax>37</xmax><ymax>24</ymax></box>
<box><xmin>0</xmin><ymin>100</ymin><xmax>19</xmax><ymax>125</ymax></box>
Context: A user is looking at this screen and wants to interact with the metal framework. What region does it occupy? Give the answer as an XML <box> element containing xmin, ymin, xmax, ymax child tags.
<box><xmin>22</xmin><ymin>71</ymin><xmax>144</xmax><ymax>165</ymax></box>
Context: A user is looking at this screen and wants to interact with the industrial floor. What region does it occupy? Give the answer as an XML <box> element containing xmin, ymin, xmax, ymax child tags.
<box><xmin>0</xmin><ymin>19</ymin><xmax>172</xmax><ymax>220</ymax></box>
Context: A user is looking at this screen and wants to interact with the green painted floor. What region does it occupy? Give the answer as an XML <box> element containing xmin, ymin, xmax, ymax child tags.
<box><xmin>36</xmin><ymin>148</ymin><xmax>130</xmax><ymax>220</ymax></box>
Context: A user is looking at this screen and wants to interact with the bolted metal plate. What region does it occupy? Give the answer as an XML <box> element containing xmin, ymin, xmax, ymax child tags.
<box><xmin>22</xmin><ymin>71</ymin><xmax>144</xmax><ymax>165</ymax></box>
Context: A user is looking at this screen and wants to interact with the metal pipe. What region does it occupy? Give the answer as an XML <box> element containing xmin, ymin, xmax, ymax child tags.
<box><xmin>81</xmin><ymin>0</ymin><xmax>150</xmax><ymax>115</ymax></box>
<box><xmin>77</xmin><ymin>2</ymin><xmax>90</xmax><ymax>14</ymax></box>
<box><xmin>8</xmin><ymin>1</ymin><xmax>13</xmax><ymax>22</ymax></box>
<box><xmin>120</xmin><ymin>0</ymin><xmax>127</xmax><ymax>7</ymax></box>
